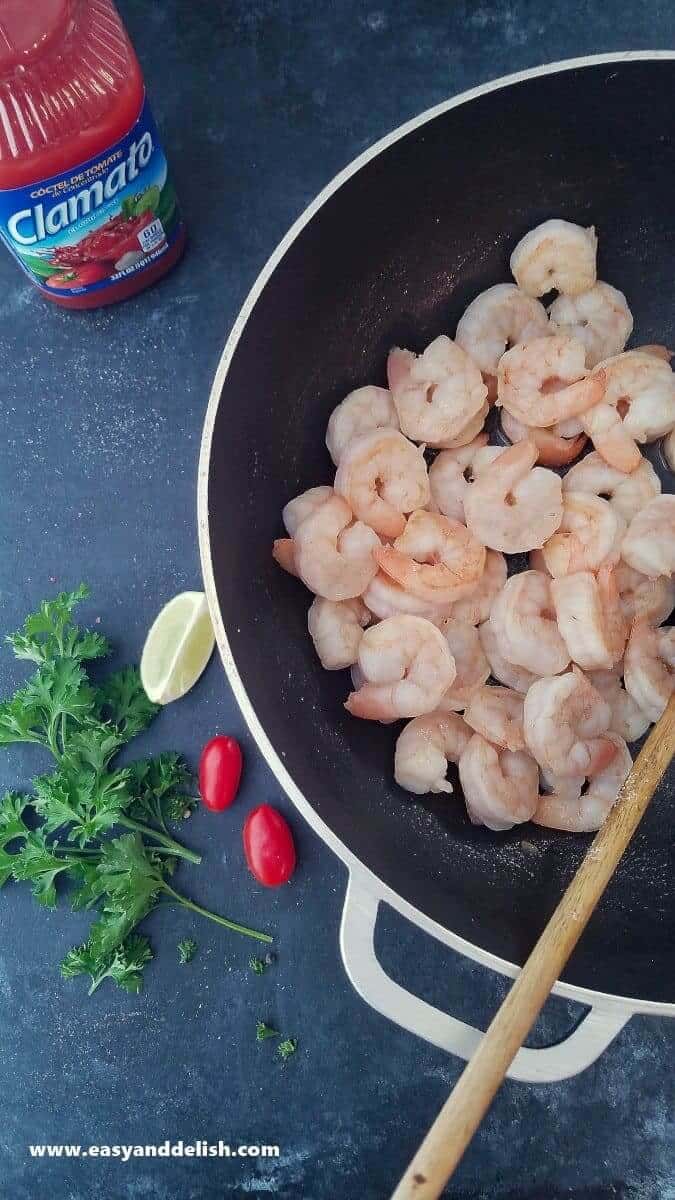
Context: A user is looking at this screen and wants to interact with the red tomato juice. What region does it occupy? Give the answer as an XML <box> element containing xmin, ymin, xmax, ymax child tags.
<box><xmin>0</xmin><ymin>0</ymin><xmax>186</xmax><ymax>308</ymax></box>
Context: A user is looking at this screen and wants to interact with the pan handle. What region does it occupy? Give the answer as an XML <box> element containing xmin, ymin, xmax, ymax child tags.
<box><xmin>339</xmin><ymin>867</ymin><xmax>630</xmax><ymax>1084</ymax></box>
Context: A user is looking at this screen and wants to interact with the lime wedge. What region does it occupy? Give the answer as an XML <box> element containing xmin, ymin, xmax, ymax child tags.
<box><xmin>141</xmin><ymin>591</ymin><xmax>215</xmax><ymax>704</ymax></box>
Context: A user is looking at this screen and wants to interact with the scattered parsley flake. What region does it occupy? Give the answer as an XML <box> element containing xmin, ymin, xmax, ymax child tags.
<box><xmin>178</xmin><ymin>938</ymin><xmax>197</xmax><ymax>965</ymax></box>
<box><xmin>256</xmin><ymin>1021</ymin><xmax>279</xmax><ymax>1041</ymax></box>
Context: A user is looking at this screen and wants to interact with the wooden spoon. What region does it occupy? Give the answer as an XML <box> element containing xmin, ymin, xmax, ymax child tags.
<box><xmin>391</xmin><ymin>693</ymin><xmax>675</xmax><ymax>1200</ymax></box>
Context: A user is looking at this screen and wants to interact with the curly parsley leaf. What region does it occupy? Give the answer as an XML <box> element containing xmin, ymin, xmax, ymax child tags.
<box><xmin>32</xmin><ymin>767</ymin><xmax>129</xmax><ymax>846</ymax></box>
<box><xmin>95</xmin><ymin>667</ymin><xmax>159</xmax><ymax>742</ymax></box>
<box><xmin>0</xmin><ymin>792</ymin><xmax>30</xmax><ymax>887</ymax></box>
<box><xmin>24</xmin><ymin>659</ymin><xmax>96</xmax><ymax>724</ymax></box>
<box><xmin>60</xmin><ymin>722</ymin><xmax>123</xmax><ymax>776</ymax></box>
<box><xmin>7</xmin><ymin>585</ymin><xmax>109</xmax><ymax>666</ymax></box>
<box><xmin>0</xmin><ymin>846</ymin><xmax>17</xmax><ymax>890</ymax></box>
<box><xmin>68</xmin><ymin>858</ymin><xmax>108</xmax><ymax>911</ymax></box>
<box><xmin>62</xmin><ymin>835</ymin><xmax>165</xmax><ymax>981</ymax></box>
<box><xmin>164</xmin><ymin>793</ymin><xmax>197</xmax><ymax>822</ymax></box>
<box><xmin>178</xmin><ymin>938</ymin><xmax>197</xmax><ymax>965</ymax></box>
<box><xmin>0</xmin><ymin>660</ymin><xmax>95</xmax><ymax>753</ymax></box>
<box><xmin>62</xmin><ymin>932</ymin><xmax>153</xmax><ymax>995</ymax></box>
<box><xmin>73</xmin><ymin>862</ymin><xmax>162</xmax><ymax>972</ymax></box>
<box><xmin>127</xmin><ymin>753</ymin><xmax>193</xmax><ymax>832</ymax></box>
<box><xmin>0</xmin><ymin>791</ymin><xmax>30</xmax><ymax>841</ymax></box>
<box><xmin>0</xmin><ymin>691</ymin><xmax>48</xmax><ymax>749</ymax></box>
<box><xmin>96</xmin><ymin>833</ymin><xmax>167</xmax><ymax>908</ymax></box>
<box><xmin>10</xmin><ymin>831</ymin><xmax>78</xmax><ymax>907</ymax></box>
<box><xmin>278</xmin><ymin>1037</ymin><xmax>298</xmax><ymax>1061</ymax></box>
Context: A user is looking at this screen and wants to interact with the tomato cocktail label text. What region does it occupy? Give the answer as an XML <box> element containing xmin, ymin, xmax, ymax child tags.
<box><xmin>0</xmin><ymin>93</ymin><xmax>184</xmax><ymax>297</ymax></box>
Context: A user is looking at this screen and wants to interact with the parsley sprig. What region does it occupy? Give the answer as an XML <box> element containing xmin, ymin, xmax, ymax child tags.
<box><xmin>0</xmin><ymin>586</ymin><xmax>271</xmax><ymax>995</ymax></box>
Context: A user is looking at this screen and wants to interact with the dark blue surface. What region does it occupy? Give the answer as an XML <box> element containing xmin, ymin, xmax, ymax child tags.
<box><xmin>0</xmin><ymin>4</ymin><xmax>673</xmax><ymax>1198</ymax></box>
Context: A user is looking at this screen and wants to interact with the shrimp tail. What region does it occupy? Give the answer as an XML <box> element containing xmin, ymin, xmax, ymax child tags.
<box><xmin>386</xmin><ymin>347</ymin><xmax>415</xmax><ymax>393</ymax></box>
<box><xmin>582</xmin><ymin>401</ymin><xmax>642</xmax><ymax>473</ymax></box>
<box><xmin>344</xmin><ymin>685</ymin><xmax>395</xmax><ymax>721</ymax></box>
<box><xmin>555</xmin><ymin>368</ymin><xmax>607</xmax><ymax>423</ymax></box>
<box><xmin>535</xmin><ymin>431</ymin><xmax>588</xmax><ymax>466</ymax></box>
<box><xmin>484</xmin><ymin>373</ymin><xmax>498</xmax><ymax>405</ymax></box>
<box><xmin>584</xmin><ymin>736</ymin><xmax>618</xmax><ymax>777</ymax></box>
<box><xmin>273</xmin><ymin>538</ymin><xmax>299</xmax><ymax>577</ymax></box>
<box><xmin>374</xmin><ymin>545</ymin><xmax>414</xmax><ymax>587</ymax></box>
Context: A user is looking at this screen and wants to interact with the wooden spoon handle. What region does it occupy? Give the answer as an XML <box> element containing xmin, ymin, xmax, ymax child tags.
<box><xmin>391</xmin><ymin>693</ymin><xmax>675</xmax><ymax>1200</ymax></box>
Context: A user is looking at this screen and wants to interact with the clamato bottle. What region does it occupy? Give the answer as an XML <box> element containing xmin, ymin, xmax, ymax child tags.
<box><xmin>0</xmin><ymin>0</ymin><xmax>186</xmax><ymax>308</ymax></box>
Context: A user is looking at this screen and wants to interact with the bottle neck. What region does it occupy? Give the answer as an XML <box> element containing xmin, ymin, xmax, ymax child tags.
<box><xmin>0</xmin><ymin>0</ymin><xmax>144</xmax><ymax>189</ymax></box>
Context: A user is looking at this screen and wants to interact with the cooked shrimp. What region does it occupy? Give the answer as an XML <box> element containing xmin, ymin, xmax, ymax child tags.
<box><xmin>510</xmin><ymin>219</ymin><xmax>597</xmax><ymax>297</ymax></box>
<box><xmin>542</xmin><ymin>492</ymin><xmax>622</xmax><ymax>577</ymax></box>
<box><xmin>272</xmin><ymin>537</ymin><xmax>299</xmax><ymax>577</ymax></box>
<box><xmin>596</xmin><ymin>350</ymin><xmax>675</xmax><ymax>443</ymax></box>
<box><xmin>390</xmin><ymin>335</ymin><xmax>488</xmax><ymax>448</ymax></box>
<box><xmin>334</xmin><ymin>427</ymin><xmax>430</xmax><ymax>539</ymax></box>
<box><xmin>533</xmin><ymin>735</ymin><xmax>632</xmax><ymax>832</ymax></box>
<box><xmin>375</xmin><ymin>509</ymin><xmax>486</xmax><ymax>606</ymax></box>
<box><xmin>428</xmin><ymin>434</ymin><xmax>489</xmax><ymax>521</ymax></box>
<box><xmin>614</xmin><ymin>562</ymin><xmax>675</xmax><ymax>626</ymax></box>
<box><xmin>451</xmin><ymin>550</ymin><xmax>507</xmax><ymax>625</ymax></box>
<box><xmin>523</xmin><ymin>667</ymin><xmax>615</xmax><ymax>777</ymax></box>
<box><xmin>394</xmin><ymin>711</ymin><xmax>472</xmax><ymax>794</ymax></box>
<box><xmin>587</xmin><ymin>668</ymin><xmax>651</xmax><ymax>743</ymax></box>
<box><xmin>664</xmin><ymin>427</ymin><xmax>675</xmax><ymax>471</ymax></box>
<box><xmin>276</xmin><ymin>485</ymin><xmax>369</xmax><ymax>581</ymax></box>
<box><xmin>307</xmin><ymin>597</ymin><xmax>370</xmax><ymax>670</ymax></box>
<box><xmin>350</xmin><ymin>661</ymin><xmax>365</xmax><ymax>691</ymax></box>
<box><xmin>440</xmin><ymin>402</ymin><xmax>490</xmax><ymax>448</ymax></box>
<box><xmin>455</xmin><ymin>283</ymin><xmax>549</xmax><ymax>379</ymax></box>
<box><xmin>533</xmin><ymin>769</ymin><xmax>585</xmax><ymax>829</ymax></box>
<box><xmin>294</xmin><ymin>494</ymin><xmax>380</xmax><ymax>600</ymax></box>
<box><xmin>458</xmin><ymin>735</ymin><xmax>539</xmax><ymax>830</ymax></box>
<box><xmin>553</xmin><ymin>415</ymin><xmax>585</xmax><ymax>437</ymax></box>
<box><xmin>634</xmin><ymin>344</ymin><xmax>674</xmax><ymax>362</ymax></box>
<box><xmin>436</xmin><ymin>619</ymin><xmax>490</xmax><ymax>711</ymax></box>
<box><xmin>463</xmin><ymin>439</ymin><xmax>563</xmax><ymax>553</ymax></box>
<box><xmin>528</xmin><ymin>547</ymin><xmax>550</xmax><ymax>575</ymax></box>
<box><xmin>325</xmin><ymin>386</ymin><xmax>399</xmax><ymax>466</ymax></box>
<box><xmin>463</xmin><ymin>685</ymin><xmax>525</xmax><ymax>751</ymax></box>
<box><xmin>622</xmin><ymin>495</ymin><xmax>675</xmax><ymax>578</ymax></box>
<box><xmin>350</xmin><ymin>662</ymin><xmax>397</xmax><ymax>726</ymax></box>
<box><xmin>490</xmin><ymin>570</ymin><xmax>570</xmax><ymax>675</ymax></box>
<box><xmin>387</xmin><ymin>346</ymin><xmax>416</xmax><ymax>393</ymax></box>
<box><xmin>548</xmin><ymin>281</ymin><xmax>633</xmax><ymax>367</ymax></box>
<box><xmin>362</xmin><ymin>572</ymin><xmax>449</xmax><ymax>623</ymax></box>
<box><xmin>497</xmin><ymin>335</ymin><xmax>606</xmax><ymax>428</ymax></box>
<box><xmin>579</xmin><ymin>398</ymin><xmax>642</xmax><ymax>474</ymax></box>
<box><xmin>282</xmin><ymin>485</ymin><xmax>334</xmax><ymax>535</ymax></box>
<box><xmin>552</xmin><ymin>566</ymin><xmax>628</xmax><ymax>670</ymax></box>
<box><xmin>500</xmin><ymin>408</ymin><xmax>587</xmax><ymax>466</ymax></box>
<box><xmin>345</xmin><ymin>615</ymin><xmax>456</xmax><ymax>720</ymax></box>
<box><xmin>478</xmin><ymin>618</ymin><xmax>541</xmax><ymax>694</ymax></box>
<box><xmin>484</xmin><ymin>373</ymin><xmax>499</xmax><ymax>405</ymax></box>
<box><xmin>470</xmin><ymin>444</ymin><xmax>504</xmax><ymax>475</ymax></box>
<box><xmin>562</xmin><ymin>452</ymin><xmax>661</xmax><ymax>524</ymax></box>
<box><xmin>623</xmin><ymin>620</ymin><xmax>675</xmax><ymax>723</ymax></box>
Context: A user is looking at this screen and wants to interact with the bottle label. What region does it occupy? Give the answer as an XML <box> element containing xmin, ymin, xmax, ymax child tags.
<box><xmin>0</xmin><ymin>93</ymin><xmax>184</xmax><ymax>297</ymax></box>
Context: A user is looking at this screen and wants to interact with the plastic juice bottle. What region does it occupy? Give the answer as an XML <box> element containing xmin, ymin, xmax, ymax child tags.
<box><xmin>0</xmin><ymin>0</ymin><xmax>186</xmax><ymax>308</ymax></box>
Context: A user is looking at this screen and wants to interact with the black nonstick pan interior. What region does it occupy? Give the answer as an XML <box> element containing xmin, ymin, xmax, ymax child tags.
<box><xmin>205</xmin><ymin>58</ymin><xmax>674</xmax><ymax>1003</ymax></box>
